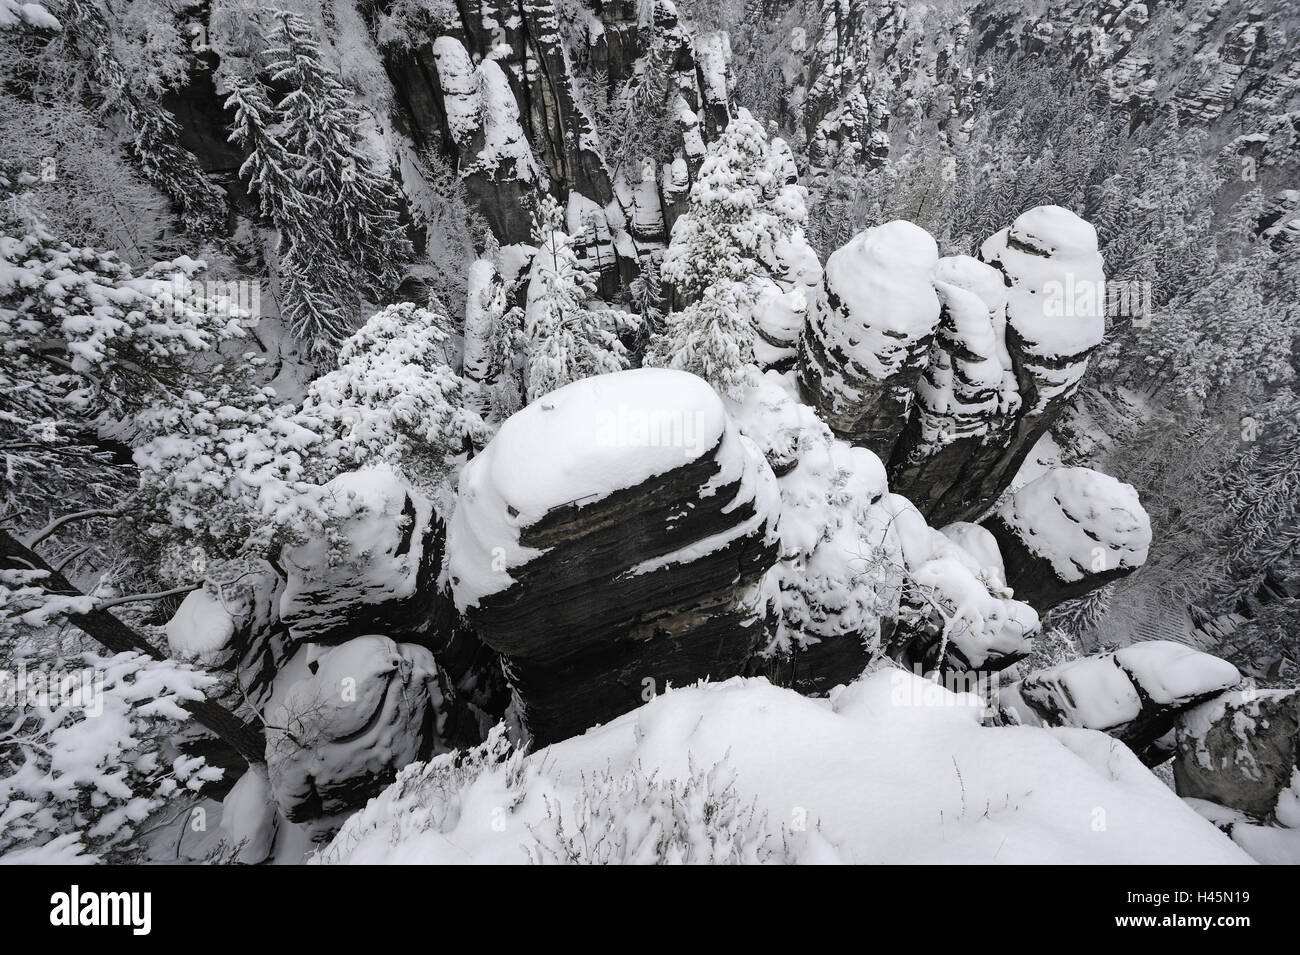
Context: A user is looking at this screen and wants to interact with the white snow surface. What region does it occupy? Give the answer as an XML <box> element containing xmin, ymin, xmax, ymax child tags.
<box><xmin>165</xmin><ymin>588</ymin><xmax>237</xmax><ymax>667</ymax></box>
<box><xmin>817</xmin><ymin>220</ymin><xmax>941</xmax><ymax>379</ymax></box>
<box><xmin>317</xmin><ymin>671</ymin><xmax>1252</xmax><ymax>864</ymax></box>
<box><xmin>940</xmin><ymin>522</ymin><xmax>1007</xmax><ymax>587</ymax></box>
<box><xmin>218</xmin><ymin>766</ymin><xmax>278</xmax><ymax>865</ymax></box>
<box><xmin>1114</xmin><ymin>642</ymin><xmax>1240</xmax><ymax>706</ymax></box>
<box><xmin>998</xmin><ymin>466</ymin><xmax>1152</xmax><ymax>581</ymax></box>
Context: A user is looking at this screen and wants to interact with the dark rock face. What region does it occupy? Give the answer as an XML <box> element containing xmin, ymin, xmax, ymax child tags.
<box><xmin>363</xmin><ymin>0</ymin><xmax>728</xmax><ymax>295</ymax></box>
<box><xmin>265</xmin><ymin>635</ymin><xmax>448</xmax><ymax>823</ymax></box>
<box><xmin>1175</xmin><ymin>688</ymin><xmax>1300</xmax><ymax>822</ymax></box>
<box><xmin>980</xmin><ymin>466</ymin><xmax>1152</xmax><ymax>612</ymax></box>
<box><xmin>276</xmin><ymin>465</ymin><xmax>507</xmax><ymax>751</ymax></box>
<box><xmin>886</xmin><ymin>257</ymin><xmax>1019</xmax><ymax>526</ymax></box>
<box><xmin>1001</xmin><ymin>641</ymin><xmax>1241</xmax><ymax>764</ymax></box>
<box><xmin>448</xmin><ymin>369</ymin><xmax>780</xmax><ymax>746</ymax></box>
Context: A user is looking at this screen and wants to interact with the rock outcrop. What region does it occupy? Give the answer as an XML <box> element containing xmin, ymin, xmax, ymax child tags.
<box><xmin>1001</xmin><ymin>641</ymin><xmax>1241</xmax><ymax>763</ymax></box>
<box><xmin>886</xmin><ymin>255</ymin><xmax>1020</xmax><ymax>524</ymax></box>
<box><xmin>163</xmin><ymin>565</ymin><xmax>295</xmax><ymax>713</ymax></box>
<box><xmin>728</xmin><ymin>371</ymin><xmax>1038</xmax><ymax>693</ymax></box>
<box><xmin>1174</xmin><ymin>687</ymin><xmax>1300</xmax><ymax>824</ymax></box>
<box><xmin>726</xmin><ymin>371</ymin><xmax>897</xmax><ymax>694</ymax></box>
<box><xmin>448</xmin><ymin>368</ymin><xmax>780</xmax><ymax>745</ymax></box>
<box><xmin>374</xmin><ymin>0</ymin><xmax>732</xmax><ymax>293</ymax></box>
<box><xmin>982</xmin><ymin>466</ymin><xmax>1152</xmax><ymax>611</ymax></box>
<box><xmin>798</xmin><ymin>220</ymin><xmax>941</xmax><ymax>460</ymax></box>
<box><xmin>970</xmin><ymin>206</ymin><xmax>1107</xmax><ymax>510</ymax></box>
<box><xmin>279</xmin><ymin>465</ymin><xmax>443</xmax><ymax>648</ymax></box>
<box><xmin>799</xmin><ymin>208</ymin><xmax>1107</xmax><ymax>527</ymax></box>
<box><xmin>277</xmin><ymin>464</ymin><xmax>506</xmax><ymax>749</ymax></box>
<box><xmin>882</xmin><ymin>494</ymin><xmax>1039</xmax><ymax>675</ymax></box>
<box><xmin>265</xmin><ymin>635</ymin><xmax>448</xmax><ymax>823</ymax></box>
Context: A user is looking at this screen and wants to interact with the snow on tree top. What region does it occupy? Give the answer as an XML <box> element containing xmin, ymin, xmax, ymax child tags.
<box><xmin>0</xmin><ymin>0</ymin><xmax>59</xmax><ymax>31</ymax></box>
<box><xmin>820</xmin><ymin>220</ymin><xmax>941</xmax><ymax>379</ymax></box>
<box><xmin>998</xmin><ymin>466</ymin><xmax>1152</xmax><ymax>582</ymax></box>
<box><xmin>448</xmin><ymin>368</ymin><xmax>736</xmax><ymax>608</ymax></box>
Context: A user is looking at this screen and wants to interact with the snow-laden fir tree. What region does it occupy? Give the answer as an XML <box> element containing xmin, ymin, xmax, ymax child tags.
<box><xmin>646</xmin><ymin>108</ymin><xmax>809</xmax><ymax>396</ymax></box>
<box><xmin>0</xmin><ymin>225</ymin><xmax>247</xmax><ymax>539</ymax></box>
<box><xmin>303</xmin><ymin>301</ymin><xmax>488</xmax><ymax>510</ymax></box>
<box><xmin>523</xmin><ymin>195</ymin><xmax>632</xmax><ymax>402</ymax></box>
<box><xmin>463</xmin><ymin>257</ymin><xmax>525</xmax><ymax>422</ymax></box>
<box><xmin>55</xmin><ymin>0</ymin><xmax>227</xmax><ymax>237</ymax></box>
<box><xmin>226</xmin><ymin>79</ymin><xmax>356</xmax><ymax>353</ymax></box>
<box><xmin>265</xmin><ymin>8</ymin><xmax>412</xmax><ymax>291</ymax></box>
<box><xmin>137</xmin><ymin>300</ymin><xmax>487</xmax><ymax>572</ymax></box>
<box><xmin>225</xmin><ymin>10</ymin><xmax>414</xmax><ymax>359</ymax></box>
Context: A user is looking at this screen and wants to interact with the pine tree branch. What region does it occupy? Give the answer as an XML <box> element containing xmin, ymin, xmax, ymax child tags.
<box><xmin>24</xmin><ymin>508</ymin><xmax>123</xmax><ymax>549</ymax></box>
<box><xmin>94</xmin><ymin>584</ymin><xmax>201</xmax><ymax>611</ymax></box>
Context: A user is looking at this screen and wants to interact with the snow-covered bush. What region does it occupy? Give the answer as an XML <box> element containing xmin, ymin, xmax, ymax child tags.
<box><xmin>0</xmin><ymin>227</ymin><xmax>246</xmax><ymax>538</ymax></box>
<box><xmin>526</xmin><ymin>760</ymin><xmax>794</xmax><ymax>864</ymax></box>
<box><xmin>137</xmin><ymin>301</ymin><xmax>486</xmax><ymax>574</ymax></box>
<box><xmin>133</xmin><ymin>381</ymin><xmax>326</xmax><ymax>572</ymax></box>
<box><xmin>303</xmin><ymin>301</ymin><xmax>488</xmax><ymax>507</ymax></box>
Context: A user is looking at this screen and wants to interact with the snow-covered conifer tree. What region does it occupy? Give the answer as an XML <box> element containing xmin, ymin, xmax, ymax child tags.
<box><xmin>226</xmin><ymin>78</ymin><xmax>356</xmax><ymax>354</ymax></box>
<box><xmin>647</xmin><ymin>108</ymin><xmax>812</xmax><ymax>394</ymax></box>
<box><xmin>264</xmin><ymin>9</ymin><xmax>412</xmax><ymax>292</ymax></box>
<box><xmin>523</xmin><ymin>195</ymin><xmax>632</xmax><ymax>402</ymax></box>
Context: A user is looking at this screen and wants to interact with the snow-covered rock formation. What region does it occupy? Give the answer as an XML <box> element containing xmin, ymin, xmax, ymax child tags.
<box><xmin>164</xmin><ymin>565</ymin><xmax>293</xmax><ymax>713</ymax></box>
<box><xmin>798</xmin><ymin>207</ymin><xmax>1108</xmax><ymax>528</ymax></box>
<box><xmin>1001</xmin><ymin>641</ymin><xmax>1240</xmax><ymax>764</ymax></box>
<box><xmin>448</xmin><ymin>368</ymin><xmax>780</xmax><ymax>745</ymax></box>
<box><xmin>983</xmin><ymin>466</ymin><xmax>1152</xmax><ymax>611</ymax></box>
<box><xmin>278</xmin><ymin>465</ymin><xmax>442</xmax><ymax>647</ymax></box>
<box><xmin>961</xmin><ymin>205</ymin><xmax>1108</xmax><ymax>514</ymax></box>
<box><xmin>886</xmin><ymin>255</ymin><xmax>1020</xmax><ymax>523</ymax></box>
<box><xmin>265</xmin><ymin>635</ymin><xmax>449</xmax><ymax>823</ymax></box>
<box><xmin>1175</xmin><ymin>687</ymin><xmax>1300</xmax><ymax>823</ymax></box>
<box><xmin>798</xmin><ymin>220</ymin><xmax>941</xmax><ymax>459</ymax></box>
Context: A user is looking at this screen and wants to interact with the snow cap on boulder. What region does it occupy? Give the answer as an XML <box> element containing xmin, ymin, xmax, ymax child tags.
<box><xmin>979</xmin><ymin>205</ymin><xmax>1105</xmax><ymax>404</ymax></box>
<box><xmin>820</xmin><ymin>220</ymin><xmax>941</xmax><ymax>380</ymax></box>
<box><xmin>998</xmin><ymin>466</ymin><xmax>1151</xmax><ymax>582</ymax></box>
<box><xmin>449</xmin><ymin>367</ymin><xmax>753</xmax><ymax>609</ymax></box>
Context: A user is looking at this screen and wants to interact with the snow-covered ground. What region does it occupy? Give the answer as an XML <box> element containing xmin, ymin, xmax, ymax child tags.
<box><xmin>315</xmin><ymin>670</ymin><xmax>1251</xmax><ymax>865</ymax></box>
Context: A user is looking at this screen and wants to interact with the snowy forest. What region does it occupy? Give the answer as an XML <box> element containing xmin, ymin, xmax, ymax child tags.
<box><xmin>0</xmin><ymin>0</ymin><xmax>1298</xmax><ymax>867</ymax></box>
